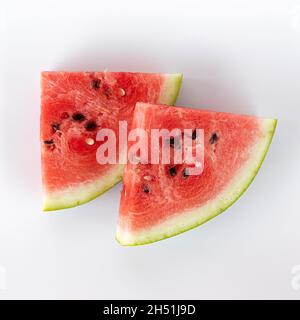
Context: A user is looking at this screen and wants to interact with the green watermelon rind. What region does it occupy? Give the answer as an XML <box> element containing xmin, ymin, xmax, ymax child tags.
<box><xmin>158</xmin><ymin>73</ymin><xmax>183</xmax><ymax>105</ymax></box>
<box><xmin>116</xmin><ymin>118</ymin><xmax>277</xmax><ymax>246</ymax></box>
<box><xmin>43</xmin><ymin>73</ymin><xmax>183</xmax><ymax>211</ymax></box>
<box><xmin>43</xmin><ymin>165</ymin><xmax>124</xmax><ymax>211</ymax></box>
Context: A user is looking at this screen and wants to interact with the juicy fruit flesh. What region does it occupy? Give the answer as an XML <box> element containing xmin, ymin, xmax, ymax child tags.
<box><xmin>41</xmin><ymin>72</ymin><xmax>167</xmax><ymax>194</ymax></box>
<box><xmin>117</xmin><ymin>103</ymin><xmax>276</xmax><ymax>244</ymax></box>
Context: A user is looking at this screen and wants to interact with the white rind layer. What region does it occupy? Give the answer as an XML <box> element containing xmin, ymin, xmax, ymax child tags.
<box><xmin>116</xmin><ymin>118</ymin><xmax>277</xmax><ymax>246</ymax></box>
<box><xmin>158</xmin><ymin>73</ymin><xmax>183</xmax><ymax>105</ymax></box>
<box><xmin>43</xmin><ymin>165</ymin><xmax>124</xmax><ymax>211</ymax></box>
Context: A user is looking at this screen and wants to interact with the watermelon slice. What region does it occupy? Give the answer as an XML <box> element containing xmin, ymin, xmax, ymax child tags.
<box><xmin>117</xmin><ymin>103</ymin><xmax>277</xmax><ymax>245</ymax></box>
<box><xmin>40</xmin><ymin>72</ymin><xmax>182</xmax><ymax>211</ymax></box>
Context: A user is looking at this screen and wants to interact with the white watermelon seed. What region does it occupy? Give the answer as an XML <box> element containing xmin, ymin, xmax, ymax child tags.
<box><xmin>118</xmin><ymin>88</ymin><xmax>126</xmax><ymax>97</ymax></box>
<box><xmin>86</xmin><ymin>138</ymin><xmax>95</xmax><ymax>145</ymax></box>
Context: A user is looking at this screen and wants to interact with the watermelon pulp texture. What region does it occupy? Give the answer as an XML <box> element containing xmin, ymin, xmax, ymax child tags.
<box><xmin>117</xmin><ymin>103</ymin><xmax>277</xmax><ymax>245</ymax></box>
<box><xmin>40</xmin><ymin>72</ymin><xmax>182</xmax><ymax>210</ymax></box>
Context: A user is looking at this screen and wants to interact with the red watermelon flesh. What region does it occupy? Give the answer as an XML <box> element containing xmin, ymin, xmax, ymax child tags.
<box><xmin>40</xmin><ymin>72</ymin><xmax>182</xmax><ymax>210</ymax></box>
<box><xmin>117</xmin><ymin>103</ymin><xmax>277</xmax><ymax>245</ymax></box>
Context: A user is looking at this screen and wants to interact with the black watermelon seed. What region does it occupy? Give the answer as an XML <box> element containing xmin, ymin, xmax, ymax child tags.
<box><xmin>142</xmin><ymin>184</ymin><xmax>150</xmax><ymax>193</ymax></box>
<box><xmin>169</xmin><ymin>166</ymin><xmax>177</xmax><ymax>177</ymax></box>
<box><xmin>44</xmin><ymin>139</ymin><xmax>54</xmax><ymax>144</ymax></box>
<box><xmin>166</xmin><ymin>136</ymin><xmax>181</xmax><ymax>149</ymax></box>
<box><xmin>183</xmin><ymin>168</ymin><xmax>189</xmax><ymax>178</ymax></box>
<box><xmin>209</xmin><ymin>132</ymin><xmax>219</xmax><ymax>144</ymax></box>
<box><xmin>51</xmin><ymin>123</ymin><xmax>60</xmax><ymax>132</ymax></box>
<box><xmin>169</xmin><ymin>137</ymin><xmax>175</xmax><ymax>146</ymax></box>
<box><xmin>192</xmin><ymin>129</ymin><xmax>197</xmax><ymax>140</ymax></box>
<box><xmin>72</xmin><ymin>113</ymin><xmax>85</xmax><ymax>122</ymax></box>
<box><xmin>85</xmin><ymin>120</ymin><xmax>97</xmax><ymax>131</ymax></box>
<box><xmin>91</xmin><ymin>79</ymin><xmax>101</xmax><ymax>90</ymax></box>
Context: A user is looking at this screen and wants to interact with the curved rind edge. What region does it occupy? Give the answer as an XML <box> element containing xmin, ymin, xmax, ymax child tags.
<box><xmin>158</xmin><ymin>73</ymin><xmax>183</xmax><ymax>105</ymax></box>
<box><xmin>116</xmin><ymin>118</ymin><xmax>277</xmax><ymax>246</ymax></box>
<box><xmin>43</xmin><ymin>165</ymin><xmax>124</xmax><ymax>211</ymax></box>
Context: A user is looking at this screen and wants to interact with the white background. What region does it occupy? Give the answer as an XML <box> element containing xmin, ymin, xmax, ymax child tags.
<box><xmin>0</xmin><ymin>0</ymin><xmax>299</xmax><ymax>299</ymax></box>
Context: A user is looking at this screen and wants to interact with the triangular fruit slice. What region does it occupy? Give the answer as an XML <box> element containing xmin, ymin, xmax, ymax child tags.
<box><xmin>117</xmin><ymin>103</ymin><xmax>277</xmax><ymax>245</ymax></box>
<box><xmin>41</xmin><ymin>72</ymin><xmax>182</xmax><ymax>210</ymax></box>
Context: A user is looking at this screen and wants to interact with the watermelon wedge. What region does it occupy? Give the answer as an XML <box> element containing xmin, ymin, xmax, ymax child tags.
<box><xmin>117</xmin><ymin>103</ymin><xmax>277</xmax><ymax>245</ymax></box>
<box><xmin>40</xmin><ymin>72</ymin><xmax>182</xmax><ymax>211</ymax></box>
